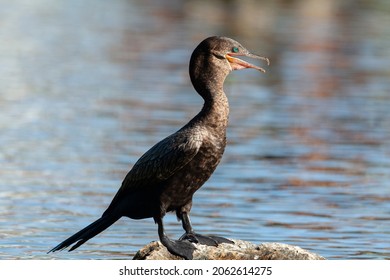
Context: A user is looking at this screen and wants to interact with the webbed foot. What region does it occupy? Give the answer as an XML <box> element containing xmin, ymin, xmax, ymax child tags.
<box><xmin>156</xmin><ymin>216</ymin><xmax>196</xmax><ymax>260</ymax></box>
<box><xmin>162</xmin><ymin>237</ymin><xmax>196</xmax><ymax>260</ymax></box>
<box><xmin>179</xmin><ymin>232</ymin><xmax>234</xmax><ymax>246</ymax></box>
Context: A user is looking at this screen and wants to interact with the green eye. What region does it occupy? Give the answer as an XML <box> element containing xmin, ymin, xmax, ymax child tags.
<box><xmin>232</xmin><ymin>47</ymin><xmax>239</xmax><ymax>53</ymax></box>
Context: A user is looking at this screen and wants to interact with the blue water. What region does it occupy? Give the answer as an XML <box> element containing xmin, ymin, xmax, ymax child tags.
<box><xmin>0</xmin><ymin>0</ymin><xmax>389</xmax><ymax>260</ymax></box>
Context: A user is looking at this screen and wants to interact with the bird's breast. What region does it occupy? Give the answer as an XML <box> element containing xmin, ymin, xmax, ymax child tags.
<box><xmin>160</xmin><ymin>127</ymin><xmax>226</xmax><ymax>210</ymax></box>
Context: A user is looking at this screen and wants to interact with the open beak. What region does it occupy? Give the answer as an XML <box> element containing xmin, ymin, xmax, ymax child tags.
<box><xmin>226</xmin><ymin>52</ymin><xmax>270</xmax><ymax>73</ymax></box>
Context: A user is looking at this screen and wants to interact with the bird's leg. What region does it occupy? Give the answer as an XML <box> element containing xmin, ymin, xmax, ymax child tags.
<box><xmin>155</xmin><ymin>216</ymin><xmax>195</xmax><ymax>260</ymax></box>
<box><xmin>178</xmin><ymin>212</ymin><xmax>234</xmax><ymax>246</ymax></box>
<box><xmin>181</xmin><ymin>210</ymin><xmax>194</xmax><ymax>233</ymax></box>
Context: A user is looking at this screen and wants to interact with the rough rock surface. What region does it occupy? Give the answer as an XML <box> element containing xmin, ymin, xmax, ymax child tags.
<box><xmin>133</xmin><ymin>239</ymin><xmax>325</xmax><ymax>260</ymax></box>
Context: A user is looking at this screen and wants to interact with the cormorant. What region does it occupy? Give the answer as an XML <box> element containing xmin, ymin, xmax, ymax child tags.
<box><xmin>48</xmin><ymin>36</ymin><xmax>269</xmax><ymax>260</ymax></box>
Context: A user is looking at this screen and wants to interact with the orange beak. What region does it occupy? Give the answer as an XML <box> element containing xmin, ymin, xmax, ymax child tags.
<box><xmin>226</xmin><ymin>52</ymin><xmax>270</xmax><ymax>73</ymax></box>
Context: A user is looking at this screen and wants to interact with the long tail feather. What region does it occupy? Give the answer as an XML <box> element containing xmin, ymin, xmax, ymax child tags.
<box><xmin>48</xmin><ymin>214</ymin><xmax>120</xmax><ymax>253</ymax></box>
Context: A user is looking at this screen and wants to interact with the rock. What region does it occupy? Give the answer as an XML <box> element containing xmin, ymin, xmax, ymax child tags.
<box><xmin>133</xmin><ymin>239</ymin><xmax>325</xmax><ymax>260</ymax></box>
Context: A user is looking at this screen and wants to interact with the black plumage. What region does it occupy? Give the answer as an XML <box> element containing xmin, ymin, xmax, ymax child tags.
<box><xmin>49</xmin><ymin>36</ymin><xmax>269</xmax><ymax>259</ymax></box>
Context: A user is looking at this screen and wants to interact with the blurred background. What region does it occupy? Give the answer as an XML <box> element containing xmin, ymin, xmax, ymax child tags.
<box><xmin>0</xmin><ymin>0</ymin><xmax>389</xmax><ymax>259</ymax></box>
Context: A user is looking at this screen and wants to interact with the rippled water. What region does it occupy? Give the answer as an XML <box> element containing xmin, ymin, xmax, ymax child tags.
<box><xmin>1</xmin><ymin>0</ymin><xmax>389</xmax><ymax>260</ymax></box>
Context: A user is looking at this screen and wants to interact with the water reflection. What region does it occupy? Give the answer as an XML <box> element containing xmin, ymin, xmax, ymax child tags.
<box><xmin>0</xmin><ymin>0</ymin><xmax>389</xmax><ymax>260</ymax></box>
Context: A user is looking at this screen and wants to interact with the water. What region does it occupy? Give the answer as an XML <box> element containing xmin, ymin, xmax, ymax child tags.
<box><xmin>1</xmin><ymin>0</ymin><xmax>389</xmax><ymax>260</ymax></box>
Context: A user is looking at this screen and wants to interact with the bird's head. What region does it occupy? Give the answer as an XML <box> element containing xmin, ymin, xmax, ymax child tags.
<box><xmin>189</xmin><ymin>36</ymin><xmax>269</xmax><ymax>95</ymax></box>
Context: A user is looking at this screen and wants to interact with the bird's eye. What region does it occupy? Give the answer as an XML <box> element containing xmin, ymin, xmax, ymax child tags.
<box><xmin>232</xmin><ymin>47</ymin><xmax>239</xmax><ymax>53</ymax></box>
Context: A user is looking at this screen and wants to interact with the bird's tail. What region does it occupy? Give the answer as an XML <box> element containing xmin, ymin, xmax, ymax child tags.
<box><xmin>48</xmin><ymin>214</ymin><xmax>120</xmax><ymax>253</ymax></box>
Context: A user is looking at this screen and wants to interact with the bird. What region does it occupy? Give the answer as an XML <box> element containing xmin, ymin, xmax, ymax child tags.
<box><xmin>48</xmin><ymin>36</ymin><xmax>269</xmax><ymax>260</ymax></box>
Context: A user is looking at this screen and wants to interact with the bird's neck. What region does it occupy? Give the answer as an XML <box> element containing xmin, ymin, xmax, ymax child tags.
<box><xmin>193</xmin><ymin>88</ymin><xmax>230</xmax><ymax>132</ymax></box>
<box><xmin>189</xmin><ymin>56</ymin><xmax>230</xmax><ymax>131</ymax></box>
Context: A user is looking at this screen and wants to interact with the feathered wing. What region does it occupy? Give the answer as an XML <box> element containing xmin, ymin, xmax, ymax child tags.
<box><xmin>104</xmin><ymin>131</ymin><xmax>203</xmax><ymax>213</ymax></box>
